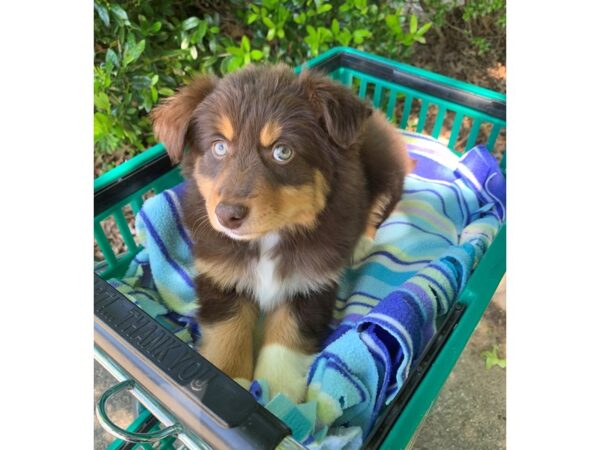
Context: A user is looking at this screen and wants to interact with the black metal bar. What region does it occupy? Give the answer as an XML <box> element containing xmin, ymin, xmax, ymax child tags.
<box><xmin>94</xmin><ymin>274</ymin><xmax>290</xmax><ymax>450</ymax></box>
<box><xmin>94</xmin><ymin>153</ymin><xmax>174</xmax><ymax>217</ymax></box>
<box><xmin>312</xmin><ymin>51</ymin><xmax>506</xmax><ymax>121</ymax></box>
<box><xmin>308</xmin><ymin>51</ymin><xmax>343</xmax><ymax>75</ymax></box>
<box><xmin>363</xmin><ymin>302</ymin><xmax>466</xmax><ymax>450</ymax></box>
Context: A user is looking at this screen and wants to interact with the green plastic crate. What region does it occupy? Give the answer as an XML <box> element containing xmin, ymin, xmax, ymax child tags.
<box><xmin>94</xmin><ymin>47</ymin><xmax>506</xmax><ymax>449</ymax></box>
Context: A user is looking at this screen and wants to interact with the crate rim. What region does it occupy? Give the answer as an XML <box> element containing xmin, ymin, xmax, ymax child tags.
<box><xmin>308</xmin><ymin>46</ymin><xmax>506</xmax><ymax>103</ymax></box>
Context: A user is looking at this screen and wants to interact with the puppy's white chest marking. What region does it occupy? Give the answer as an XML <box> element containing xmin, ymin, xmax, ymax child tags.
<box><xmin>247</xmin><ymin>233</ymin><xmax>340</xmax><ymax>311</ymax></box>
<box><xmin>253</xmin><ymin>233</ymin><xmax>284</xmax><ymax>310</ymax></box>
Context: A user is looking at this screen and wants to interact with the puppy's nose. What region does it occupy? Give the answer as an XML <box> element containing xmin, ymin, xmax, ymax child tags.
<box><xmin>215</xmin><ymin>203</ymin><xmax>249</xmax><ymax>229</ymax></box>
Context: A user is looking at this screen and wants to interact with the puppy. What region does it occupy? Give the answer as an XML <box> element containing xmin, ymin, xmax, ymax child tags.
<box><xmin>151</xmin><ymin>64</ymin><xmax>411</xmax><ymax>402</ymax></box>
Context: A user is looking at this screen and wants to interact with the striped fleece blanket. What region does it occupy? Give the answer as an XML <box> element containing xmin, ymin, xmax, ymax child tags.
<box><xmin>109</xmin><ymin>130</ymin><xmax>506</xmax><ymax>449</ymax></box>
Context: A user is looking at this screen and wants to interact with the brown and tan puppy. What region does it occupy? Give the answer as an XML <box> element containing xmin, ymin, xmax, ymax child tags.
<box><xmin>151</xmin><ymin>64</ymin><xmax>411</xmax><ymax>401</ymax></box>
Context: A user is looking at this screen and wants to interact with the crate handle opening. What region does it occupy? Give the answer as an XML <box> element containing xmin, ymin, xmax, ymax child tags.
<box><xmin>96</xmin><ymin>379</ymin><xmax>182</xmax><ymax>443</ymax></box>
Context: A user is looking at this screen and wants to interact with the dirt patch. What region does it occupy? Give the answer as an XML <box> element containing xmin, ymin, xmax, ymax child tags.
<box><xmin>413</xmin><ymin>277</ymin><xmax>506</xmax><ymax>450</ymax></box>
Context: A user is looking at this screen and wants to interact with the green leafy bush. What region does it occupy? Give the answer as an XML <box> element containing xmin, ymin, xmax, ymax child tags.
<box><xmin>419</xmin><ymin>0</ymin><xmax>505</xmax><ymax>56</ymax></box>
<box><xmin>94</xmin><ymin>1</ymin><xmax>227</xmax><ymax>162</ymax></box>
<box><xmin>94</xmin><ymin>0</ymin><xmax>433</xmax><ymax>171</ymax></box>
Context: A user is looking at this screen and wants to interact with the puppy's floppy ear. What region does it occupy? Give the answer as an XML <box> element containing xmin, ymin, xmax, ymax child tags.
<box><xmin>151</xmin><ymin>75</ymin><xmax>217</xmax><ymax>163</ymax></box>
<box><xmin>299</xmin><ymin>70</ymin><xmax>372</xmax><ymax>148</ymax></box>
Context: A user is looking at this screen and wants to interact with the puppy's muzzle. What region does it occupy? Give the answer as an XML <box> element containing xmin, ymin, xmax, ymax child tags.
<box><xmin>215</xmin><ymin>202</ymin><xmax>249</xmax><ymax>229</ymax></box>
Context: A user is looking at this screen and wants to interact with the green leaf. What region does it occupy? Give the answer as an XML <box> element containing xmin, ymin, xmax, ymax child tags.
<box><xmin>105</xmin><ymin>48</ymin><xmax>119</xmax><ymax>69</ymax></box>
<box><xmin>205</xmin><ymin>54</ymin><xmax>219</xmax><ymax>70</ymax></box>
<box><xmin>416</xmin><ymin>22</ymin><xmax>432</xmax><ymax>36</ymax></box>
<box><xmin>118</xmin><ymin>26</ymin><xmax>125</xmax><ymax>48</ymax></box>
<box><xmin>247</xmin><ymin>13</ymin><xmax>258</xmax><ymax>24</ymax></box>
<box><xmin>131</xmin><ymin>75</ymin><xmax>152</xmax><ymax>89</ymax></box>
<box><xmin>481</xmin><ymin>346</ymin><xmax>506</xmax><ymax>370</ymax></box>
<box><xmin>262</xmin><ymin>16</ymin><xmax>275</xmax><ymax>28</ymax></box>
<box><xmin>142</xmin><ymin>90</ymin><xmax>153</xmax><ymax>112</ymax></box>
<box><xmin>250</xmin><ymin>49</ymin><xmax>263</xmax><ymax>60</ymax></box>
<box><xmin>317</xmin><ymin>3</ymin><xmax>332</xmax><ymax>13</ymax></box>
<box><xmin>151</xmin><ymin>74</ymin><xmax>159</xmax><ymax>86</ymax></box>
<box><xmin>180</xmin><ymin>36</ymin><xmax>189</xmax><ymax>50</ymax></box>
<box><xmin>228</xmin><ymin>56</ymin><xmax>243</xmax><ymax>72</ymax></box>
<box><xmin>158</xmin><ymin>87</ymin><xmax>175</xmax><ymax>96</ymax></box>
<box><xmin>149</xmin><ymin>21</ymin><xmax>162</xmax><ymax>33</ymax></box>
<box><xmin>261</xmin><ymin>44</ymin><xmax>271</xmax><ymax>58</ymax></box>
<box><xmin>151</xmin><ymin>86</ymin><xmax>158</xmax><ymax>103</ymax></box>
<box><xmin>241</xmin><ymin>36</ymin><xmax>250</xmax><ymax>52</ymax></box>
<box><xmin>182</xmin><ymin>16</ymin><xmax>201</xmax><ymax>31</ymax></box>
<box><xmin>263</xmin><ymin>0</ymin><xmax>279</xmax><ymax>10</ymax></box>
<box><xmin>208</xmin><ymin>37</ymin><xmax>218</xmax><ymax>53</ymax></box>
<box><xmin>337</xmin><ymin>29</ymin><xmax>352</xmax><ymax>46</ymax></box>
<box><xmin>126</xmin><ymin>31</ymin><xmax>136</xmax><ymax>48</ymax></box>
<box><xmin>354</xmin><ymin>0</ymin><xmax>367</xmax><ymax>9</ymax></box>
<box><xmin>190</xmin><ymin>45</ymin><xmax>198</xmax><ymax>59</ymax></box>
<box><xmin>94</xmin><ymin>3</ymin><xmax>110</xmax><ymax>27</ymax></box>
<box><xmin>123</xmin><ymin>39</ymin><xmax>145</xmax><ymax>66</ymax></box>
<box><xmin>319</xmin><ymin>27</ymin><xmax>333</xmax><ymax>41</ymax></box>
<box><xmin>94</xmin><ymin>92</ymin><xmax>110</xmax><ymax>112</ymax></box>
<box><xmin>331</xmin><ymin>19</ymin><xmax>339</xmax><ymax>35</ymax></box>
<box><xmin>220</xmin><ymin>56</ymin><xmax>232</xmax><ymax>74</ymax></box>
<box><xmin>293</xmin><ymin>12</ymin><xmax>306</xmax><ymax>24</ymax></box>
<box><xmin>267</xmin><ymin>28</ymin><xmax>276</xmax><ymax>41</ymax></box>
<box><xmin>110</xmin><ymin>5</ymin><xmax>129</xmax><ymax>23</ymax></box>
<box><xmin>410</xmin><ymin>14</ymin><xmax>417</xmax><ymax>34</ymax></box>
<box><xmin>278</xmin><ymin>5</ymin><xmax>290</xmax><ymax>21</ymax></box>
<box><xmin>304</xmin><ymin>34</ymin><xmax>317</xmax><ymax>51</ymax></box>
<box><xmin>385</xmin><ymin>14</ymin><xmax>399</xmax><ymax>31</ymax></box>
<box><xmin>94</xmin><ymin>112</ymin><xmax>110</xmax><ymax>139</ymax></box>
<box><xmin>226</xmin><ymin>46</ymin><xmax>244</xmax><ymax>57</ymax></box>
<box><xmin>192</xmin><ymin>21</ymin><xmax>207</xmax><ymax>43</ymax></box>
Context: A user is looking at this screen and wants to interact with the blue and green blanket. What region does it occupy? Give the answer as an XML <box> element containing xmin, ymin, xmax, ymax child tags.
<box><xmin>110</xmin><ymin>131</ymin><xmax>506</xmax><ymax>449</ymax></box>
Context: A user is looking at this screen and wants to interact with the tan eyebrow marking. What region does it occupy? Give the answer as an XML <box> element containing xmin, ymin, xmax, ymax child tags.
<box><xmin>217</xmin><ymin>115</ymin><xmax>234</xmax><ymax>141</ymax></box>
<box><xmin>259</xmin><ymin>121</ymin><xmax>282</xmax><ymax>147</ymax></box>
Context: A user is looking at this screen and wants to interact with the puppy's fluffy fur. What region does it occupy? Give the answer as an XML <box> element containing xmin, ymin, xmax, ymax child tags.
<box><xmin>151</xmin><ymin>64</ymin><xmax>411</xmax><ymax>401</ymax></box>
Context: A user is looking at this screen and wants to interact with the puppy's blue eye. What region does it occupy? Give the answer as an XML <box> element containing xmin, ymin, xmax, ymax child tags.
<box><xmin>212</xmin><ymin>140</ymin><xmax>228</xmax><ymax>158</ymax></box>
<box><xmin>272</xmin><ymin>145</ymin><xmax>293</xmax><ymax>163</ymax></box>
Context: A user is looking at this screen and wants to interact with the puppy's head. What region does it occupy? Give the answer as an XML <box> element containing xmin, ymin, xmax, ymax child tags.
<box><xmin>151</xmin><ymin>65</ymin><xmax>372</xmax><ymax>241</ymax></box>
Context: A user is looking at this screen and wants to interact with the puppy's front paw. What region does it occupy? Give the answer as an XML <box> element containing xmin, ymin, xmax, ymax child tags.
<box><xmin>254</xmin><ymin>344</ymin><xmax>315</xmax><ymax>403</ymax></box>
<box><xmin>233</xmin><ymin>377</ymin><xmax>252</xmax><ymax>390</ymax></box>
